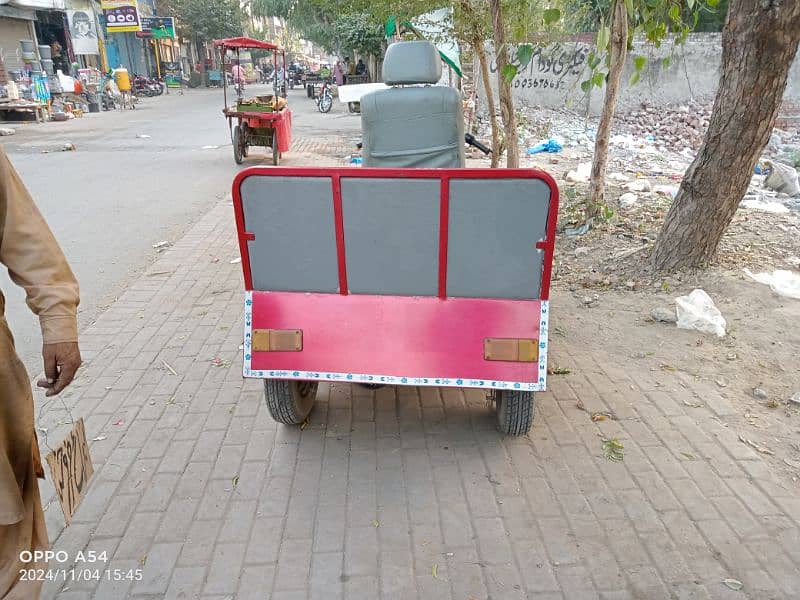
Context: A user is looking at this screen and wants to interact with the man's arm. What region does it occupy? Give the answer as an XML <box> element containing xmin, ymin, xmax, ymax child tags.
<box><xmin>0</xmin><ymin>146</ymin><xmax>81</xmax><ymax>395</ymax></box>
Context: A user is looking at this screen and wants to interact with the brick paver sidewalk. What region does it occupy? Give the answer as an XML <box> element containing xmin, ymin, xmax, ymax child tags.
<box><xmin>35</xmin><ymin>166</ymin><xmax>800</xmax><ymax>600</ymax></box>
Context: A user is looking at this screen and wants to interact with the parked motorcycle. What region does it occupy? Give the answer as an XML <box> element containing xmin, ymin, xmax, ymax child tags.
<box><xmin>133</xmin><ymin>75</ymin><xmax>164</xmax><ymax>97</ymax></box>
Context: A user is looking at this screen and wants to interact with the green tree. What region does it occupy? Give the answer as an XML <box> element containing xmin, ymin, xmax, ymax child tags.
<box><xmin>651</xmin><ymin>0</ymin><xmax>800</xmax><ymax>270</ymax></box>
<box><xmin>158</xmin><ymin>0</ymin><xmax>243</xmax><ymax>44</ymax></box>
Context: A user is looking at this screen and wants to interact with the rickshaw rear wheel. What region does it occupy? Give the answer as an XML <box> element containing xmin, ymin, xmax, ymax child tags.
<box><xmin>264</xmin><ymin>380</ymin><xmax>318</xmax><ymax>424</ymax></box>
<box><xmin>494</xmin><ymin>390</ymin><xmax>535</xmax><ymax>436</ymax></box>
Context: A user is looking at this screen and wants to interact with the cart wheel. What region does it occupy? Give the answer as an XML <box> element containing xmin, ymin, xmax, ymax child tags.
<box><xmin>264</xmin><ymin>380</ymin><xmax>318</xmax><ymax>424</ymax></box>
<box><xmin>272</xmin><ymin>133</ymin><xmax>280</xmax><ymax>165</ymax></box>
<box><xmin>233</xmin><ymin>125</ymin><xmax>244</xmax><ymax>165</ymax></box>
<box><xmin>494</xmin><ymin>390</ymin><xmax>535</xmax><ymax>435</ymax></box>
<box><xmin>240</xmin><ymin>124</ymin><xmax>249</xmax><ymax>157</ymax></box>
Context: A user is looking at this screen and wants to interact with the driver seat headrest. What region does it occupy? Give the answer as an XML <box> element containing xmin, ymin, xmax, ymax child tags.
<box><xmin>382</xmin><ymin>41</ymin><xmax>441</xmax><ymax>86</ymax></box>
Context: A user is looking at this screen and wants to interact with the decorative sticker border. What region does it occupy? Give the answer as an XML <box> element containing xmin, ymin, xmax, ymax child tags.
<box><xmin>243</xmin><ymin>292</ymin><xmax>550</xmax><ymax>392</ymax></box>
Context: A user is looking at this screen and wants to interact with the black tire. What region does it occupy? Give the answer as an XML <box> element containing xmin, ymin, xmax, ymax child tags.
<box><xmin>264</xmin><ymin>380</ymin><xmax>318</xmax><ymax>424</ymax></box>
<box><xmin>495</xmin><ymin>390</ymin><xmax>535</xmax><ymax>435</ymax></box>
<box><xmin>233</xmin><ymin>125</ymin><xmax>244</xmax><ymax>165</ymax></box>
<box><xmin>240</xmin><ymin>124</ymin><xmax>249</xmax><ymax>157</ymax></box>
<box><xmin>319</xmin><ymin>93</ymin><xmax>332</xmax><ymax>113</ymax></box>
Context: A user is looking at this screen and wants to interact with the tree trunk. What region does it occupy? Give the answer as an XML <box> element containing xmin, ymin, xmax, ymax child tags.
<box><xmin>489</xmin><ymin>0</ymin><xmax>518</xmax><ymax>168</ymax></box>
<box><xmin>651</xmin><ymin>0</ymin><xmax>800</xmax><ymax>271</ymax></box>
<box><xmin>474</xmin><ymin>39</ymin><xmax>501</xmax><ymax>168</ymax></box>
<box><xmin>587</xmin><ymin>0</ymin><xmax>628</xmax><ymax>217</ymax></box>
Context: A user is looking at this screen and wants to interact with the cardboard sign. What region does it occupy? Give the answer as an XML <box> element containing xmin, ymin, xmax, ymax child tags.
<box><xmin>45</xmin><ymin>419</ymin><xmax>94</xmax><ymax>525</ymax></box>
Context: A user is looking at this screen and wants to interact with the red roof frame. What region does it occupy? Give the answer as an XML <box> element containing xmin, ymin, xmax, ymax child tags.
<box><xmin>214</xmin><ymin>37</ymin><xmax>280</xmax><ymax>51</ymax></box>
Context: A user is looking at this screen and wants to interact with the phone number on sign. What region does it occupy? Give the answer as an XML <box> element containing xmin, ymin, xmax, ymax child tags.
<box><xmin>19</xmin><ymin>569</ymin><xmax>143</xmax><ymax>582</ymax></box>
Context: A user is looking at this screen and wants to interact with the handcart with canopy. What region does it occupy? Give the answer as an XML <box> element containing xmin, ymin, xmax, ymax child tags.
<box><xmin>214</xmin><ymin>37</ymin><xmax>292</xmax><ymax>165</ymax></box>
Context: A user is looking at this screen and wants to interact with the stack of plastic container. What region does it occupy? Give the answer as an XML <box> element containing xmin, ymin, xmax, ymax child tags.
<box><xmin>38</xmin><ymin>45</ymin><xmax>54</xmax><ymax>76</ymax></box>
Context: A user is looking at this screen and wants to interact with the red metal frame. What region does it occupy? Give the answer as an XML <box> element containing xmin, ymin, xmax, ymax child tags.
<box><xmin>232</xmin><ymin>167</ymin><xmax>560</xmax><ymax>299</ymax></box>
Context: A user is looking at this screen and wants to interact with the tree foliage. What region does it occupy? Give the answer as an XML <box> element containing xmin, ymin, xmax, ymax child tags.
<box><xmin>158</xmin><ymin>0</ymin><xmax>243</xmax><ymax>43</ymax></box>
<box><xmin>249</xmin><ymin>0</ymin><xmax>384</xmax><ymax>55</ymax></box>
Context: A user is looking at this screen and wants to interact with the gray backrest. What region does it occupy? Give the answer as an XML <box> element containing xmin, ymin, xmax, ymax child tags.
<box><xmin>238</xmin><ymin>172</ymin><xmax>555</xmax><ymax>300</ymax></box>
<box><xmin>361</xmin><ymin>41</ymin><xmax>465</xmax><ymax>168</ymax></box>
<box><xmin>382</xmin><ymin>40</ymin><xmax>441</xmax><ymax>85</ymax></box>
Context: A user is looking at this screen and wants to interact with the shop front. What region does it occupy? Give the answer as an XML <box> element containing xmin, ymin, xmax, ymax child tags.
<box><xmin>0</xmin><ymin>5</ymin><xmax>38</xmax><ymax>74</ymax></box>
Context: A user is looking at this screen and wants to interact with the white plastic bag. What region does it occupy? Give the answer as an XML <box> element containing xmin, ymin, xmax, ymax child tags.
<box><xmin>743</xmin><ymin>269</ymin><xmax>800</xmax><ymax>299</ymax></box>
<box><xmin>763</xmin><ymin>161</ymin><xmax>800</xmax><ymax>196</ymax></box>
<box><xmin>675</xmin><ymin>289</ymin><xmax>727</xmax><ymax>337</ymax></box>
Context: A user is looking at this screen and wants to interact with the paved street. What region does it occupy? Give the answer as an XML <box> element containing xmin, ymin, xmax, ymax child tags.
<box><xmin>1</xmin><ymin>85</ymin><xmax>359</xmax><ymax>375</ymax></box>
<box><xmin>5</xmin><ymin>89</ymin><xmax>800</xmax><ymax>600</ymax></box>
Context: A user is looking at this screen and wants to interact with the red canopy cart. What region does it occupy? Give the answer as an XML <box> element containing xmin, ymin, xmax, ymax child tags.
<box><xmin>214</xmin><ymin>37</ymin><xmax>292</xmax><ymax>165</ymax></box>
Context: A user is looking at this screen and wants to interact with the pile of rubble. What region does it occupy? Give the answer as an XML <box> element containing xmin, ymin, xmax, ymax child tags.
<box><xmin>614</xmin><ymin>99</ymin><xmax>713</xmax><ymax>153</ymax></box>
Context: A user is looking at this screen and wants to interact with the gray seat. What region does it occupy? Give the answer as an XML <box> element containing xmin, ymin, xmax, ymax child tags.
<box><xmin>361</xmin><ymin>41</ymin><xmax>465</xmax><ymax>168</ymax></box>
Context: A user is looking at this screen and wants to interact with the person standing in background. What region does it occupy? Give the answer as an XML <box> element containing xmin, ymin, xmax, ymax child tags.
<box><xmin>334</xmin><ymin>60</ymin><xmax>344</xmax><ymax>86</ymax></box>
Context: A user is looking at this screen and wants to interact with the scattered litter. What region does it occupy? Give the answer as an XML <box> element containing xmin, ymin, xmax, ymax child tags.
<box><xmin>625</xmin><ymin>179</ymin><xmax>652</xmax><ymax>193</ymax></box>
<box><xmin>152</xmin><ymin>241</ymin><xmax>170</xmax><ymax>250</ymax></box>
<box><xmin>432</xmin><ymin>564</ymin><xmax>439</xmax><ymax>579</ymax></box>
<box><xmin>372</xmin><ymin>519</ymin><xmax>380</xmax><ymax>528</ymax></box>
<box><xmin>527</xmin><ymin>138</ymin><xmax>563</xmax><ymax>154</ymax></box>
<box><xmin>211</xmin><ymin>357</ymin><xmax>230</xmax><ymax>368</ymax></box>
<box><xmin>92</xmin><ymin>435</ymin><xmax>107</xmax><ymax>442</ymax></box>
<box><xmin>136</xmin><ymin>134</ymin><xmax>151</xmax><ymax>139</ymax></box>
<box><xmin>566</xmin><ymin>162</ymin><xmax>592</xmax><ymax>183</ymax></box>
<box><xmin>682</xmin><ymin>399</ymin><xmax>703</xmax><ymax>408</ymax></box>
<box><xmin>349</xmin><ymin>156</ymin><xmax>363</xmax><ymax>165</ymax></box>
<box><xmin>0</xmin><ymin>128</ymin><xmax>15</xmax><ymax>136</ymax></box>
<box><xmin>619</xmin><ymin>192</ymin><xmax>639</xmax><ymax>209</ymax></box>
<box><xmin>763</xmin><ymin>161</ymin><xmax>800</xmax><ymax>196</ymax></box>
<box><xmin>582</xmin><ymin>294</ymin><xmax>599</xmax><ymax>306</ymax></box>
<box><xmin>738</xmin><ymin>435</ymin><xmax>775</xmax><ymax>455</ymax></box>
<box><xmin>547</xmin><ymin>366</ymin><xmax>571</xmax><ymax>375</ymax></box>
<box><xmin>653</xmin><ymin>185</ymin><xmax>679</xmax><ymax>198</ymax></box>
<box><xmin>112</xmin><ymin>419</ymin><xmax>124</xmax><ymax>426</ymax></box>
<box><xmin>602</xmin><ymin>438</ymin><xmax>624</xmax><ymax>461</ymax></box>
<box><xmin>752</xmin><ymin>388</ymin><xmax>768</xmax><ymax>400</ymax></box>
<box><xmin>61</xmin><ymin>143</ymin><xmax>76</xmax><ymax>152</ymax></box>
<box><xmin>680</xmin><ymin>452</ymin><xmax>696</xmax><ymax>460</ymax></box>
<box><xmin>608</xmin><ymin>172</ymin><xmax>629</xmax><ymax>182</ymax></box>
<box><xmin>564</xmin><ymin>220</ymin><xmax>592</xmax><ymax>237</ymax></box>
<box><xmin>161</xmin><ymin>360</ymin><xmax>178</xmax><ymax>376</ymax></box>
<box><xmin>650</xmin><ymin>306</ymin><xmax>677</xmax><ymax>323</ymax></box>
<box><xmin>715</xmin><ymin>378</ymin><xmax>728</xmax><ymax>388</ymax></box>
<box><xmin>675</xmin><ymin>289</ymin><xmax>726</xmax><ymax>338</ymax></box>
<box><xmin>139</xmin><ymin>554</ymin><xmax>147</xmax><ymax>566</ymax></box>
<box><xmin>722</xmin><ymin>579</ymin><xmax>743</xmax><ymax>591</ymax></box>
<box><xmin>784</xmin><ymin>458</ymin><xmax>800</xmax><ymax>469</ymax></box>
<box><xmin>232</xmin><ymin>475</ymin><xmax>239</xmax><ymax>489</ymax></box>
<box><xmin>743</xmin><ymin>269</ymin><xmax>800</xmax><ymax>299</ymax></box>
<box><xmin>202</xmin><ymin>145</ymin><xmax>220</xmax><ymax>149</ymax></box>
<box><xmin>790</xmin><ymin>392</ymin><xmax>800</xmax><ymax>406</ymax></box>
<box><xmin>740</xmin><ymin>197</ymin><xmax>790</xmax><ymax>214</ymax></box>
<box><xmin>591</xmin><ymin>412</ymin><xmax>615</xmax><ymax>422</ymax></box>
<box><xmin>230</xmin><ymin>257</ymin><xmax>242</xmax><ymax>264</ymax></box>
